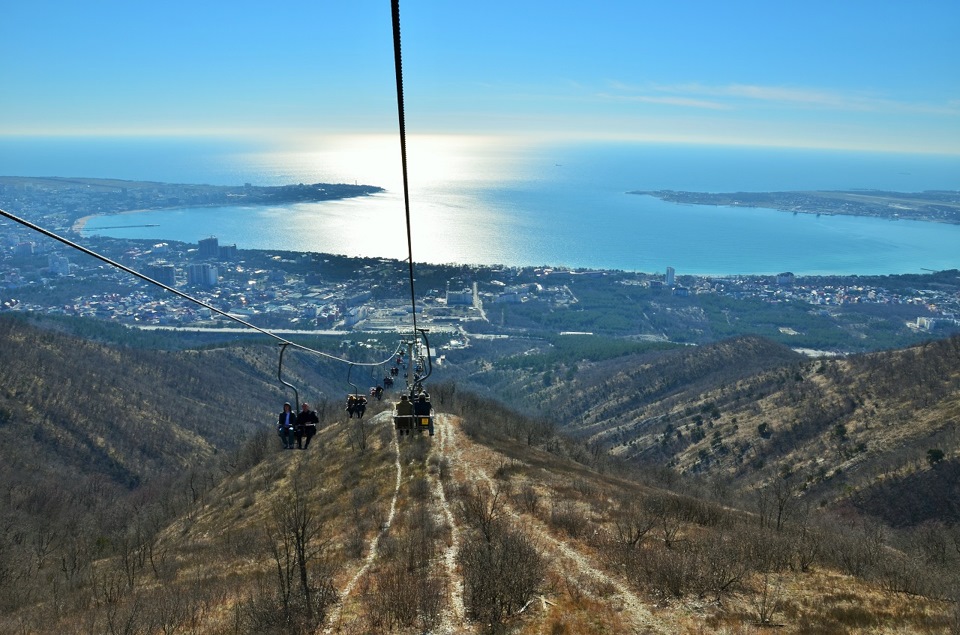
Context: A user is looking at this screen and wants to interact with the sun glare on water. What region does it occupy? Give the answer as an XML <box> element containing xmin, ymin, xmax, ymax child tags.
<box><xmin>223</xmin><ymin>134</ymin><xmax>525</xmax><ymax>264</ymax></box>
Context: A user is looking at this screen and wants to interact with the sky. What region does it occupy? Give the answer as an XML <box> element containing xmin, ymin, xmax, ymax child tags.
<box><xmin>1</xmin><ymin>1</ymin><xmax>958</xmax><ymax>154</ymax></box>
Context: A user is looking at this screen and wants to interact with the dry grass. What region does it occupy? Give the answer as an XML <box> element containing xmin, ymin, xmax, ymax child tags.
<box><xmin>14</xmin><ymin>410</ymin><xmax>958</xmax><ymax>634</ymax></box>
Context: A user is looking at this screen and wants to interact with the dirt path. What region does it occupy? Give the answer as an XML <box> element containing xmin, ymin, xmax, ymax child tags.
<box><xmin>443</xmin><ymin>415</ymin><xmax>672</xmax><ymax>635</ymax></box>
<box><xmin>431</xmin><ymin>413</ymin><xmax>466</xmax><ymax>632</ymax></box>
<box><xmin>324</xmin><ymin>412</ymin><xmax>401</xmax><ymax>634</ymax></box>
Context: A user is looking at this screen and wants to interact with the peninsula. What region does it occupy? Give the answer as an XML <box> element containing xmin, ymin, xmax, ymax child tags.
<box><xmin>0</xmin><ymin>176</ymin><xmax>384</xmax><ymax>233</ymax></box>
<box><xmin>631</xmin><ymin>189</ymin><xmax>960</xmax><ymax>224</ymax></box>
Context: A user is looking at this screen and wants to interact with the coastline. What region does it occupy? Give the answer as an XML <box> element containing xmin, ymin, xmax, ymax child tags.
<box><xmin>631</xmin><ymin>189</ymin><xmax>960</xmax><ymax>225</ymax></box>
<box><xmin>72</xmin><ymin>202</ymin><xmax>245</xmax><ymax>234</ymax></box>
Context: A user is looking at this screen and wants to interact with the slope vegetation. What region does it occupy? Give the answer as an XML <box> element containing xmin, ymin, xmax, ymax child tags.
<box><xmin>2</xmin><ymin>319</ymin><xmax>960</xmax><ymax>633</ymax></box>
<box><xmin>3</xmin><ymin>388</ymin><xmax>957</xmax><ymax>633</ymax></box>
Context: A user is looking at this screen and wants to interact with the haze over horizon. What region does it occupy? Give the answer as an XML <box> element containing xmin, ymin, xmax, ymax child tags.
<box><xmin>1</xmin><ymin>1</ymin><xmax>958</xmax><ymax>155</ymax></box>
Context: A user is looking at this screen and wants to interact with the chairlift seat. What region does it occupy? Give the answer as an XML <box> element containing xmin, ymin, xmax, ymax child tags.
<box><xmin>393</xmin><ymin>411</ymin><xmax>434</xmax><ymax>436</ymax></box>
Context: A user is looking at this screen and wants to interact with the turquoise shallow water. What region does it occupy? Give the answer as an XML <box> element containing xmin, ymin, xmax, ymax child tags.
<box><xmin>4</xmin><ymin>136</ymin><xmax>959</xmax><ymax>275</ymax></box>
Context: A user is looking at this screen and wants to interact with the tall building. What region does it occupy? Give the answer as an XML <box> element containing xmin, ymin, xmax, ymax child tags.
<box><xmin>777</xmin><ymin>272</ymin><xmax>796</xmax><ymax>286</ymax></box>
<box><xmin>48</xmin><ymin>255</ymin><xmax>71</xmax><ymax>276</ymax></box>
<box><xmin>187</xmin><ymin>263</ymin><xmax>218</xmax><ymax>287</ymax></box>
<box><xmin>147</xmin><ymin>262</ymin><xmax>177</xmax><ymax>287</ymax></box>
<box><xmin>198</xmin><ymin>236</ymin><xmax>219</xmax><ymax>259</ymax></box>
<box><xmin>665</xmin><ymin>266</ymin><xmax>675</xmax><ymax>287</ymax></box>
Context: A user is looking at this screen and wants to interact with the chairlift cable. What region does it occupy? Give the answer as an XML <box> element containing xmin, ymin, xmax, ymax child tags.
<box><xmin>391</xmin><ymin>0</ymin><xmax>420</xmax><ymax>339</ymax></box>
<box><xmin>0</xmin><ymin>206</ymin><xmax>401</xmax><ymax>369</ymax></box>
<box><xmin>1</xmin><ymin>1</ymin><xmax>426</xmax><ymax>381</ymax></box>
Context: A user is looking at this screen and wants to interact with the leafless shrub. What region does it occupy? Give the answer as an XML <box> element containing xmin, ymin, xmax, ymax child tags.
<box><xmin>457</xmin><ymin>483</ymin><xmax>505</xmax><ymax>543</ymax></box>
<box><xmin>415</xmin><ymin>572</ymin><xmax>446</xmax><ymax>633</ymax></box>
<box><xmin>366</xmin><ymin>562</ymin><xmax>420</xmax><ymax>630</ymax></box>
<box><xmin>346</xmin><ymin>521</ymin><xmax>367</xmax><ymax>560</ymax></box>
<box><xmin>347</xmin><ymin>417</ymin><xmax>374</xmax><ymax>454</ymax></box>
<box><xmin>363</xmin><ymin>504</ymin><xmax>445</xmax><ymax>632</ymax></box>
<box><xmin>458</xmin><ymin>525</ymin><xmax>545</xmax><ymax>629</ymax></box>
<box><xmin>875</xmin><ymin>551</ymin><xmax>943</xmax><ymax>597</ymax></box>
<box><xmin>340</xmin><ymin>463</ymin><xmax>361</xmax><ymax>492</ymax></box>
<box><xmin>241</xmin><ymin>481</ymin><xmax>338</xmax><ymax>634</ymax></box>
<box><xmin>612</xmin><ymin>499</ymin><xmax>657</xmax><ymax>549</ymax></box>
<box><xmin>231</xmin><ymin>427</ymin><xmax>272</xmax><ymax>473</ymax></box>
<box><xmin>350</xmin><ymin>482</ymin><xmax>377</xmax><ymax>512</ymax></box>
<box><xmin>549</xmin><ymin>501</ymin><xmax>590</xmax><ymax>539</ymax></box>
<box><xmin>746</xmin><ymin>525</ymin><xmax>793</xmax><ymax>573</ymax></box>
<box><xmin>820</xmin><ymin>517</ymin><xmax>886</xmax><ymax>577</ymax></box>
<box><xmin>630</xmin><ymin>544</ymin><xmax>699</xmax><ymax>598</ymax></box>
<box><xmin>695</xmin><ymin>530</ymin><xmax>752</xmax><ymax>600</ymax></box>
<box><xmin>513</xmin><ymin>484</ymin><xmax>540</xmax><ymax>515</ymax></box>
<box><xmin>494</xmin><ymin>458</ymin><xmax>525</xmax><ymax>480</ymax></box>
<box><xmin>572</xmin><ymin>478</ymin><xmax>598</xmax><ymax>499</ymax></box>
<box><xmin>427</xmin><ymin>453</ymin><xmax>449</xmax><ymax>479</ymax></box>
<box><xmin>145</xmin><ymin>582</ymin><xmax>195</xmax><ymax>635</ymax></box>
<box><xmin>645</xmin><ymin>494</ymin><xmax>684</xmax><ymax>549</ymax></box>
<box><xmin>754</xmin><ymin>472</ymin><xmax>797</xmax><ymax>531</ymax></box>
<box><xmin>409</xmin><ymin>475</ymin><xmax>431</xmax><ymax>501</ymax></box>
<box><xmin>377</xmin><ymin>422</ymin><xmax>394</xmax><ymax>446</ymax></box>
<box><xmin>751</xmin><ymin>571</ymin><xmax>785</xmax><ymax>626</ymax></box>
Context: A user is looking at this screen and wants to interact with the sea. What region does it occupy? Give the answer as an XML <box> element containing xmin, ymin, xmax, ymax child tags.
<box><xmin>2</xmin><ymin>134</ymin><xmax>959</xmax><ymax>276</ymax></box>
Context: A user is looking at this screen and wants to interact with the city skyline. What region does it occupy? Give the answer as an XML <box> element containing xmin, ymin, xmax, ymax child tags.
<box><xmin>1</xmin><ymin>1</ymin><xmax>958</xmax><ymax>154</ymax></box>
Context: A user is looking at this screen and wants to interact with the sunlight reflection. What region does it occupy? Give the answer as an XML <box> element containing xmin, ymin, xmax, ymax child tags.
<box><xmin>226</xmin><ymin>134</ymin><xmax>527</xmax><ymax>266</ymax></box>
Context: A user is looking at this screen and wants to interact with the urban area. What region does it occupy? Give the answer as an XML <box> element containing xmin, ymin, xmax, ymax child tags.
<box><xmin>1</xmin><ymin>176</ymin><xmax>958</xmax><ymax>353</ymax></box>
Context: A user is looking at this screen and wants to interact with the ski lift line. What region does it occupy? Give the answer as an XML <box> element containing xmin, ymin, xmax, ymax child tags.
<box><xmin>0</xmin><ymin>206</ymin><xmax>400</xmax><ymax>369</ymax></box>
<box><xmin>391</xmin><ymin>0</ymin><xmax>419</xmax><ymax>339</ymax></box>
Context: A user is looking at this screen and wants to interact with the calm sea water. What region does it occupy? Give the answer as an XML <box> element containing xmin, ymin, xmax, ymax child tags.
<box><xmin>3</xmin><ymin>135</ymin><xmax>959</xmax><ymax>275</ymax></box>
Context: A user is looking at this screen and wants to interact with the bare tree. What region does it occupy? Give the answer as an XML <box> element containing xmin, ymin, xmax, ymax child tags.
<box><xmin>613</xmin><ymin>499</ymin><xmax>657</xmax><ymax>548</ymax></box>
<box><xmin>752</xmin><ymin>571</ymin><xmax>784</xmax><ymax>626</ymax></box>
<box><xmin>458</xmin><ymin>483</ymin><xmax>505</xmax><ymax>544</ymax></box>
<box><xmin>458</xmin><ymin>524</ymin><xmax>545</xmax><ymax>629</ymax></box>
<box><xmin>244</xmin><ymin>480</ymin><xmax>338</xmax><ymax>634</ymax></box>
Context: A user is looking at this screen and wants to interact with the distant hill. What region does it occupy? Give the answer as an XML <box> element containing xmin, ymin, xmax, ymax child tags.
<box><xmin>0</xmin><ymin>315</ymin><xmax>276</xmax><ymax>483</ymax></box>
<box><xmin>527</xmin><ymin>332</ymin><xmax>960</xmax><ymax>526</ymax></box>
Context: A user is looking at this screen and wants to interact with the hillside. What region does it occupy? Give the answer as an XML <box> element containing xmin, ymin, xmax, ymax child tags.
<box><xmin>528</xmin><ymin>334</ymin><xmax>960</xmax><ymax>526</ymax></box>
<box><xmin>4</xmin><ymin>404</ymin><xmax>958</xmax><ymax>634</ymax></box>
<box><xmin>2</xmin><ymin>318</ymin><xmax>960</xmax><ymax>633</ymax></box>
<box><xmin>0</xmin><ymin>314</ymin><xmax>360</xmax><ymax>616</ymax></box>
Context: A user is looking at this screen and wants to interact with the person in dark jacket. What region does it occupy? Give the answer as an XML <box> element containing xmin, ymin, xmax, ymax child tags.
<box><xmin>277</xmin><ymin>402</ymin><xmax>297</xmax><ymax>449</ymax></box>
<box><xmin>297</xmin><ymin>402</ymin><xmax>319</xmax><ymax>449</ymax></box>
<box><xmin>395</xmin><ymin>394</ymin><xmax>414</xmax><ymax>435</ymax></box>
<box><xmin>414</xmin><ymin>393</ymin><xmax>434</xmax><ymax>436</ymax></box>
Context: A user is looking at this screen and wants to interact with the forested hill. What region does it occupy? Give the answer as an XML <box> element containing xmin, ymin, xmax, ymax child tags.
<box><xmin>0</xmin><ymin>315</ymin><xmax>293</xmax><ymax>487</ymax></box>
<box><xmin>537</xmin><ymin>332</ymin><xmax>960</xmax><ymax>526</ymax></box>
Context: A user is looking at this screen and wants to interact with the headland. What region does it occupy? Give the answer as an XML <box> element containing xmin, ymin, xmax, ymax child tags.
<box><xmin>632</xmin><ymin>189</ymin><xmax>960</xmax><ymax>224</ymax></box>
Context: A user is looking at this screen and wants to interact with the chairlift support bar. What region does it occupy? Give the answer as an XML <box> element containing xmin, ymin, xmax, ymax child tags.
<box><xmin>277</xmin><ymin>343</ymin><xmax>300</xmax><ymax>409</ymax></box>
<box><xmin>417</xmin><ymin>328</ymin><xmax>433</xmax><ymax>384</ymax></box>
<box><xmin>346</xmin><ymin>362</ymin><xmax>360</xmax><ymax>396</ymax></box>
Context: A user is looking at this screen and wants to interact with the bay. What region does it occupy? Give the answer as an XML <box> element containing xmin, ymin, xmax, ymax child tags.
<box><xmin>4</xmin><ymin>135</ymin><xmax>959</xmax><ymax>275</ymax></box>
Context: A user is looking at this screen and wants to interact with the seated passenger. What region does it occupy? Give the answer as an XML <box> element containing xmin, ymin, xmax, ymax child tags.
<box><xmin>413</xmin><ymin>394</ymin><xmax>432</xmax><ymax>416</ymax></box>
<box><xmin>395</xmin><ymin>394</ymin><xmax>414</xmax><ymax>416</ymax></box>
<box><xmin>394</xmin><ymin>394</ymin><xmax>414</xmax><ymax>435</ymax></box>
<box><xmin>414</xmin><ymin>393</ymin><xmax>434</xmax><ymax>436</ymax></box>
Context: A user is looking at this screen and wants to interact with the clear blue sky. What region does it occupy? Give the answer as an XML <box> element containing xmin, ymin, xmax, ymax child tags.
<box><xmin>2</xmin><ymin>1</ymin><xmax>958</xmax><ymax>153</ymax></box>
